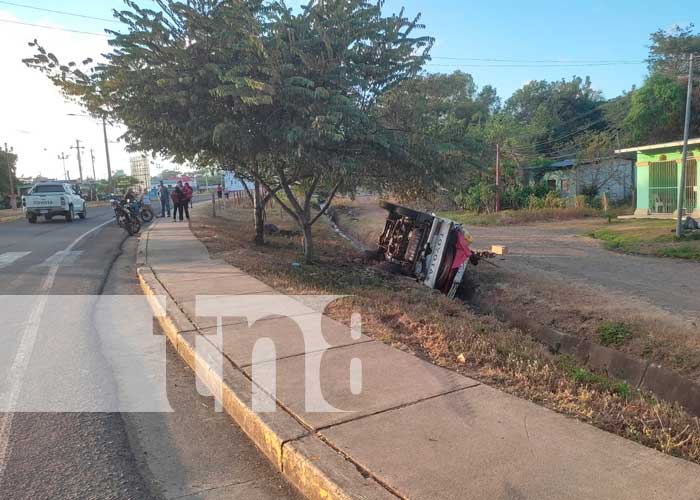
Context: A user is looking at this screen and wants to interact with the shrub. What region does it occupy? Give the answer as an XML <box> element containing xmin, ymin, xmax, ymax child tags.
<box><xmin>598</xmin><ymin>322</ymin><xmax>634</xmax><ymax>346</ymax></box>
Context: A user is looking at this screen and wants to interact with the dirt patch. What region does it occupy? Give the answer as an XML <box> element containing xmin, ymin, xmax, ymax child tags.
<box><xmin>188</xmin><ymin>202</ymin><xmax>700</xmax><ymax>465</ymax></box>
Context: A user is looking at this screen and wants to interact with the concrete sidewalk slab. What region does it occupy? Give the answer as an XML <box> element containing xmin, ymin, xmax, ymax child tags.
<box><xmin>320</xmin><ymin>384</ymin><xmax>700</xmax><ymax>500</ymax></box>
<box><xmin>243</xmin><ymin>341</ymin><xmax>480</xmax><ymax>430</ymax></box>
<box><xmin>199</xmin><ymin>313</ymin><xmax>372</xmax><ymax>368</ymax></box>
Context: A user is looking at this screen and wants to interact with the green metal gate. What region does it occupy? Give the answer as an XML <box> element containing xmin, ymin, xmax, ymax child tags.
<box><xmin>649</xmin><ymin>161</ymin><xmax>677</xmax><ymax>214</ymax></box>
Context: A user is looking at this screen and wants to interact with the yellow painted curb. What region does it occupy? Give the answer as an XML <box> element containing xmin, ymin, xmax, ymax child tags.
<box><xmin>137</xmin><ymin>266</ymin><xmax>395</xmax><ymax>500</ymax></box>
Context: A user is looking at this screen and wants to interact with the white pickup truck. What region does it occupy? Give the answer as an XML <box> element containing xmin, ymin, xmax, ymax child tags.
<box><xmin>22</xmin><ymin>181</ymin><xmax>87</xmax><ymax>223</ymax></box>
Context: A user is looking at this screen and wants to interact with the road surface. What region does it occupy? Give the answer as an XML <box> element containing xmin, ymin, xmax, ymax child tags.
<box><xmin>470</xmin><ymin>220</ymin><xmax>700</xmax><ymax>322</ymax></box>
<box><xmin>0</xmin><ymin>206</ymin><xmax>298</xmax><ymax>499</ymax></box>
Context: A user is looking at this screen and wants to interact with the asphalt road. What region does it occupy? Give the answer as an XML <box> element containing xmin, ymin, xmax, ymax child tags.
<box><xmin>0</xmin><ymin>205</ymin><xmax>298</xmax><ymax>499</ymax></box>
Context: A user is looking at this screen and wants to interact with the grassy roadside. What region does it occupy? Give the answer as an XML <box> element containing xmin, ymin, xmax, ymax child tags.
<box><xmin>0</xmin><ymin>208</ymin><xmax>24</xmax><ymax>223</ymax></box>
<box><xmin>189</xmin><ymin>203</ymin><xmax>700</xmax><ymax>465</ymax></box>
<box><xmin>589</xmin><ymin>219</ymin><xmax>700</xmax><ymax>261</ymax></box>
<box><xmin>439</xmin><ymin>207</ymin><xmax>631</xmax><ymax>226</ymax></box>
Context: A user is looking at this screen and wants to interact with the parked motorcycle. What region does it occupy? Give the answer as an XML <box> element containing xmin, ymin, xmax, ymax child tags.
<box><xmin>111</xmin><ymin>199</ymin><xmax>141</xmax><ymax>235</ymax></box>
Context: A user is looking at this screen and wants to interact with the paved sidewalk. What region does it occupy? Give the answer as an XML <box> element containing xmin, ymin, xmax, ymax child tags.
<box><xmin>138</xmin><ymin>220</ymin><xmax>700</xmax><ymax>500</ymax></box>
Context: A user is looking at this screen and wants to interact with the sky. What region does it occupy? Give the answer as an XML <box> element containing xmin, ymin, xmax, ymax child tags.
<box><xmin>0</xmin><ymin>0</ymin><xmax>696</xmax><ymax>179</ymax></box>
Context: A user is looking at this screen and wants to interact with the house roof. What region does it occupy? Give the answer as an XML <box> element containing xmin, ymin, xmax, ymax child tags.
<box><xmin>615</xmin><ymin>138</ymin><xmax>700</xmax><ymax>154</ymax></box>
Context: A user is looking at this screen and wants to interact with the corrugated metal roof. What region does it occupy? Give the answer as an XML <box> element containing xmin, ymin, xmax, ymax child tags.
<box><xmin>615</xmin><ymin>138</ymin><xmax>700</xmax><ymax>154</ymax></box>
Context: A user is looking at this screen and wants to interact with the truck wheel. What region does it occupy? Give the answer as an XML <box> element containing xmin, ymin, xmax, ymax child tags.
<box><xmin>28</xmin><ymin>215</ymin><xmax>37</xmax><ymax>224</ymax></box>
<box><xmin>79</xmin><ymin>204</ymin><xmax>87</xmax><ymax>219</ymax></box>
<box><xmin>44</xmin><ymin>215</ymin><xmax>53</xmax><ymax>221</ymax></box>
<box><xmin>65</xmin><ymin>205</ymin><xmax>75</xmax><ymax>222</ymax></box>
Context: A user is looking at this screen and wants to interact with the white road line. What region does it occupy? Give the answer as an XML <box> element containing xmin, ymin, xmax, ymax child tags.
<box><xmin>38</xmin><ymin>250</ymin><xmax>83</xmax><ymax>268</ymax></box>
<box><xmin>0</xmin><ymin>217</ymin><xmax>116</xmax><ymax>480</ymax></box>
<box><xmin>0</xmin><ymin>252</ymin><xmax>31</xmax><ymax>270</ymax></box>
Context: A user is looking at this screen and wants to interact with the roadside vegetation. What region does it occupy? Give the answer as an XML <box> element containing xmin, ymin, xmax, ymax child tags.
<box><xmin>190</xmin><ymin>203</ymin><xmax>700</xmax><ymax>465</ymax></box>
<box><xmin>590</xmin><ymin>219</ymin><xmax>700</xmax><ymax>261</ymax></box>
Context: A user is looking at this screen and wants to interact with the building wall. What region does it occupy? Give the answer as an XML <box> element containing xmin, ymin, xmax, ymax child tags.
<box><xmin>129</xmin><ymin>155</ymin><xmax>151</xmax><ymax>190</ymax></box>
<box><xmin>634</xmin><ymin>146</ymin><xmax>700</xmax><ymax>216</ymax></box>
<box><xmin>540</xmin><ymin>159</ymin><xmax>633</xmax><ymax>202</ymax></box>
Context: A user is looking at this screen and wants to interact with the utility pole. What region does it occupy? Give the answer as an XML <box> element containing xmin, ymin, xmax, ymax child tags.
<box><xmin>102</xmin><ymin>117</ymin><xmax>113</xmax><ymax>192</ymax></box>
<box><xmin>57</xmin><ymin>152</ymin><xmax>69</xmax><ymax>180</ymax></box>
<box><xmin>90</xmin><ymin>149</ymin><xmax>97</xmax><ymax>201</ymax></box>
<box><xmin>495</xmin><ymin>143</ymin><xmax>501</xmax><ymax>212</ymax></box>
<box><xmin>70</xmin><ymin>139</ymin><xmax>85</xmax><ymax>183</ymax></box>
<box><xmin>4</xmin><ymin>142</ymin><xmax>17</xmax><ymax>209</ymax></box>
<box><xmin>676</xmin><ymin>54</ymin><xmax>694</xmax><ymax>238</ymax></box>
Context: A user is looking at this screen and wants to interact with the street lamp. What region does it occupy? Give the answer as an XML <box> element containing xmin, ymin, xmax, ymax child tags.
<box><xmin>66</xmin><ymin>113</ymin><xmax>113</xmax><ymax>192</ymax></box>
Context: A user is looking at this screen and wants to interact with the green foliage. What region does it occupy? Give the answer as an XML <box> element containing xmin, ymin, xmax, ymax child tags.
<box><xmin>598</xmin><ymin>322</ymin><xmax>634</xmax><ymax>347</ymax></box>
<box><xmin>623</xmin><ymin>73</ymin><xmax>686</xmax><ymax>144</ymax></box>
<box><xmin>0</xmin><ymin>150</ymin><xmax>19</xmax><ymax>197</ymax></box>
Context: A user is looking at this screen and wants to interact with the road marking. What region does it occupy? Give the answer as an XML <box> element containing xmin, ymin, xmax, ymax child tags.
<box><xmin>38</xmin><ymin>250</ymin><xmax>83</xmax><ymax>268</ymax></box>
<box><xmin>0</xmin><ymin>252</ymin><xmax>31</xmax><ymax>270</ymax></box>
<box><xmin>0</xmin><ymin>217</ymin><xmax>115</xmax><ymax>480</ymax></box>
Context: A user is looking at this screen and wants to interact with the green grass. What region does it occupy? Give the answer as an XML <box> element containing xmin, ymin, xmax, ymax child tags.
<box><xmin>598</xmin><ymin>322</ymin><xmax>634</xmax><ymax>347</ymax></box>
<box><xmin>589</xmin><ymin>219</ymin><xmax>700</xmax><ymax>261</ymax></box>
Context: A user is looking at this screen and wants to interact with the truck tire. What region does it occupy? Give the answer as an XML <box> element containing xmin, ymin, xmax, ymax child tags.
<box><xmin>78</xmin><ymin>204</ymin><xmax>87</xmax><ymax>219</ymax></box>
<box><xmin>28</xmin><ymin>215</ymin><xmax>37</xmax><ymax>224</ymax></box>
<box><xmin>65</xmin><ymin>205</ymin><xmax>75</xmax><ymax>222</ymax></box>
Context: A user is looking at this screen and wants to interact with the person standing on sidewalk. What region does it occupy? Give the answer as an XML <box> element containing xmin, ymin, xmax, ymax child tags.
<box><xmin>171</xmin><ymin>181</ymin><xmax>189</xmax><ymax>221</ymax></box>
<box><xmin>159</xmin><ymin>181</ymin><xmax>171</xmax><ymax>218</ymax></box>
<box><xmin>183</xmin><ymin>182</ymin><xmax>193</xmax><ymax>215</ymax></box>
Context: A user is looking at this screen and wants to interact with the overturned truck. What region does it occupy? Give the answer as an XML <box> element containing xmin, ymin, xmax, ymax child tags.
<box><xmin>377</xmin><ymin>201</ymin><xmax>485</xmax><ymax>299</ymax></box>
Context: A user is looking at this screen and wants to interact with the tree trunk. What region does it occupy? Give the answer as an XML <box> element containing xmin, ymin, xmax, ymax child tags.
<box><xmin>301</xmin><ymin>222</ymin><xmax>314</xmax><ymax>263</ymax></box>
<box><xmin>253</xmin><ymin>179</ymin><xmax>265</xmax><ymax>245</ymax></box>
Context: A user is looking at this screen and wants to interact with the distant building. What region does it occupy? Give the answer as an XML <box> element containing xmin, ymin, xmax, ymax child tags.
<box><xmin>524</xmin><ymin>157</ymin><xmax>634</xmax><ymax>203</ymax></box>
<box><xmin>616</xmin><ymin>138</ymin><xmax>700</xmax><ymax>218</ymax></box>
<box><xmin>129</xmin><ymin>154</ymin><xmax>151</xmax><ymax>190</ymax></box>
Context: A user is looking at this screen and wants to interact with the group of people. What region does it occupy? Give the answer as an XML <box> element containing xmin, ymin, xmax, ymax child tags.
<box><xmin>157</xmin><ymin>180</ymin><xmax>193</xmax><ymax>221</ymax></box>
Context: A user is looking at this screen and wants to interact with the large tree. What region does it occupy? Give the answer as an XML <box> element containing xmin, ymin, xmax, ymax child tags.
<box><xmin>26</xmin><ymin>0</ymin><xmax>435</xmax><ymax>261</ymax></box>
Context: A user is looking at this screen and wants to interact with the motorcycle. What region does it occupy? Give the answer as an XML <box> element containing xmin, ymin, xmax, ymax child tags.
<box><xmin>111</xmin><ymin>199</ymin><xmax>141</xmax><ymax>236</ymax></box>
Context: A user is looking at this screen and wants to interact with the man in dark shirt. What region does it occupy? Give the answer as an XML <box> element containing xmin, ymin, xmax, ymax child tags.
<box><xmin>159</xmin><ymin>181</ymin><xmax>171</xmax><ymax>218</ymax></box>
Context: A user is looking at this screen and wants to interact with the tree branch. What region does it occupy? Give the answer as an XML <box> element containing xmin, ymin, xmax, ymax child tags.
<box><xmin>310</xmin><ymin>181</ymin><xmax>341</xmax><ymax>226</ymax></box>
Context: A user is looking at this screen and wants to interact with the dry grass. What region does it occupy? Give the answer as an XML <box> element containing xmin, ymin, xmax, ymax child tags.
<box><xmin>475</xmin><ymin>264</ymin><xmax>700</xmax><ymax>383</ymax></box>
<box><xmin>189</xmin><ymin>203</ymin><xmax>700</xmax><ymax>465</ymax></box>
<box><xmin>0</xmin><ymin>208</ymin><xmax>23</xmax><ymax>223</ymax></box>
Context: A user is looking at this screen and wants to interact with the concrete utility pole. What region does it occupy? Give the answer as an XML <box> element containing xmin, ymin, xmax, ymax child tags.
<box><xmin>71</xmin><ymin>139</ymin><xmax>85</xmax><ymax>183</ymax></box>
<box><xmin>676</xmin><ymin>54</ymin><xmax>694</xmax><ymax>238</ymax></box>
<box><xmin>90</xmin><ymin>149</ymin><xmax>97</xmax><ymax>201</ymax></box>
<box><xmin>102</xmin><ymin>117</ymin><xmax>113</xmax><ymax>192</ymax></box>
<box><xmin>4</xmin><ymin>142</ymin><xmax>17</xmax><ymax>209</ymax></box>
<box><xmin>57</xmin><ymin>152</ymin><xmax>69</xmax><ymax>181</ymax></box>
<box><xmin>495</xmin><ymin>143</ymin><xmax>501</xmax><ymax>212</ymax></box>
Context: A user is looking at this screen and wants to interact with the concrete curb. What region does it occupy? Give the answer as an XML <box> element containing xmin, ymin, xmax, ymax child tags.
<box><xmin>487</xmin><ymin>303</ymin><xmax>700</xmax><ymax>416</ymax></box>
<box><xmin>137</xmin><ymin>263</ymin><xmax>398</xmax><ymax>500</ymax></box>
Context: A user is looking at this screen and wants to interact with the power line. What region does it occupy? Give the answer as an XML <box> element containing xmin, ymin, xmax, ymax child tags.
<box><xmin>430</xmin><ymin>56</ymin><xmax>644</xmax><ymax>64</ymax></box>
<box><xmin>425</xmin><ymin>61</ymin><xmax>645</xmax><ymax>68</ymax></box>
<box><xmin>0</xmin><ymin>1</ymin><xmax>119</xmax><ymax>23</ymax></box>
<box><xmin>0</xmin><ymin>18</ymin><xmax>108</xmax><ymax>36</ymax></box>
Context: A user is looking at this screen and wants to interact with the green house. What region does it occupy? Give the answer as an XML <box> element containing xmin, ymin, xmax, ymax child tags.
<box><xmin>616</xmin><ymin>138</ymin><xmax>700</xmax><ymax>218</ymax></box>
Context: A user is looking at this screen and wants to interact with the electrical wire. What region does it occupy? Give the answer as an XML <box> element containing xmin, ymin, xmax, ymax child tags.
<box><xmin>0</xmin><ymin>18</ymin><xmax>108</xmax><ymax>36</ymax></box>
<box><xmin>0</xmin><ymin>0</ymin><xmax>119</xmax><ymax>23</ymax></box>
<box><xmin>426</xmin><ymin>61</ymin><xmax>645</xmax><ymax>68</ymax></box>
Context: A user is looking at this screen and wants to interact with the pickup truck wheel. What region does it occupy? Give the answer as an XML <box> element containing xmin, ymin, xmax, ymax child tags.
<box><xmin>65</xmin><ymin>205</ymin><xmax>75</xmax><ymax>222</ymax></box>
<box><xmin>44</xmin><ymin>215</ymin><xmax>53</xmax><ymax>221</ymax></box>
<box><xmin>78</xmin><ymin>204</ymin><xmax>87</xmax><ymax>219</ymax></box>
<box><xmin>28</xmin><ymin>215</ymin><xmax>37</xmax><ymax>224</ymax></box>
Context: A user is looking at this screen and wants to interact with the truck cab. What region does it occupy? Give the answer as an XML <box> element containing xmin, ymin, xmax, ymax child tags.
<box><xmin>22</xmin><ymin>182</ymin><xmax>87</xmax><ymax>223</ymax></box>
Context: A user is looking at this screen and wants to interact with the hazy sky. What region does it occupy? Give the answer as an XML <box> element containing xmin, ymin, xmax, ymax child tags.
<box><xmin>0</xmin><ymin>0</ymin><xmax>695</xmax><ymax>178</ymax></box>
